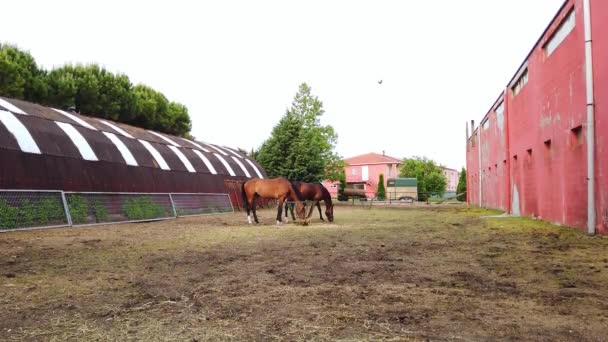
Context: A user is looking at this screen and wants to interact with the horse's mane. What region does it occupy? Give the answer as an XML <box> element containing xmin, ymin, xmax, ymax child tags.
<box><xmin>289</xmin><ymin>180</ymin><xmax>304</xmax><ymax>201</ymax></box>
<box><xmin>317</xmin><ymin>183</ymin><xmax>333</xmax><ymax>204</ymax></box>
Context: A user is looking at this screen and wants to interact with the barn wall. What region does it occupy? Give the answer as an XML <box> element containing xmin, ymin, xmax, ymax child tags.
<box><xmin>466</xmin><ymin>0</ymin><xmax>608</xmax><ymax>233</ymax></box>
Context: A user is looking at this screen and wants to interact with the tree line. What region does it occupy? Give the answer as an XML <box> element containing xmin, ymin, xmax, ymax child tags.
<box><xmin>0</xmin><ymin>43</ymin><xmax>191</xmax><ymax>136</ymax></box>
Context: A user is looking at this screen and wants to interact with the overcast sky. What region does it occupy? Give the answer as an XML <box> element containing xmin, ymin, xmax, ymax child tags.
<box><xmin>1</xmin><ymin>0</ymin><xmax>565</xmax><ymax>170</ymax></box>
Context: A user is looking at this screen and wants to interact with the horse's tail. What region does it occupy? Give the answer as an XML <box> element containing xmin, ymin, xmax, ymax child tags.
<box><xmin>289</xmin><ymin>180</ymin><xmax>304</xmax><ymax>202</ymax></box>
<box><xmin>241</xmin><ymin>181</ymin><xmax>249</xmax><ymax>210</ymax></box>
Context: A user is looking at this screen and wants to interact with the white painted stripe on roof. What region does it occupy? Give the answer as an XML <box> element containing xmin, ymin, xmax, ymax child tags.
<box><xmin>180</xmin><ymin>138</ymin><xmax>211</xmax><ymax>152</ymax></box>
<box><xmin>231</xmin><ymin>156</ymin><xmax>251</xmax><ymax>178</ymax></box>
<box><xmin>192</xmin><ymin>150</ymin><xmax>217</xmax><ymax>174</ymax></box>
<box><xmin>52</xmin><ymin>108</ymin><xmax>97</xmax><ymax>130</ymax></box>
<box><xmin>168</xmin><ymin>145</ymin><xmax>196</xmax><ymax>173</ymax></box>
<box><xmin>139</xmin><ymin>139</ymin><xmax>170</xmax><ymax>170</ymax></box>
<box><xmin>98</xmin><ymin>120</ymin><xmax>134</xmax><ymax>139</ymax></box>
<box><xmin>245</xmin><ymin>159</ymin><xmax>264</xmax><ymax>178</ymax></box>
<box><xmin>102</xmin><ymin>132</ymin><xmax>138</xmax><ymax>166</ymax></box>
<box><xmin>55</xmin><ymin>122</ymin><xmax>98</xmax><ymax>161</ymax></box>
<box><xmin>148</xmin><ymin>130</ymin><xmax>180</xmax><ymax>147</ymax></box>
<box><xmin>224</xmin><ymin>146</ymin><xmax>245</xmax><ymax>158</ymax></box>
<box><xmin>213</xmin><ymin>153</ymin><xmax>236</xmax><ymax>176</ymax></box>
<box><xmin>206</xmin><ymin>143</ymin><xmax>229</xmax><ymax>155</ymax></box>
<box><xmin>0</xmin><ymin>110</ymin><xmax>40</xmax><ymax>154</ymax></box>
<box><xmin>0</xmin><ymin>99</ymin><xmax>27</xmax><ymax>115</ymax></box>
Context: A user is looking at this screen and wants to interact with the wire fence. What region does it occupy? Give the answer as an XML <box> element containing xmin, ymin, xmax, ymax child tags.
<box><xmin>0</xmin><ymin>190</ymin><xmax>233</xmax><ymax>232</ymax></box>
<box><xmin>338</xmin><ymin>191</ymin><xmax>467</xmax><ymax>207</ymax></box>
<box><xmin>0</xmin><ymin>190</ymin><xmax>69</xmax><ymax>230</ymax></box>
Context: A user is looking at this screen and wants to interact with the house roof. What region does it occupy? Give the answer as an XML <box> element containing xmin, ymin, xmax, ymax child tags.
<box><xmin>344</xmin><ymin>152</ymin><xmax>401</xmax><ymax>166</ymax></box>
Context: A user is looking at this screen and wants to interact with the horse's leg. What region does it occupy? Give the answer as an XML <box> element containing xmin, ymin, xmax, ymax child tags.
<box><xmin>245</xmin><ymin>193</ymin><xmax>253</xmax><ymax>224</ymax></box>
<box><xmin>251</xmin><ymin>194</ymin><xmax>260</xmax><ymax>224</ymax></box>
<box><xmin>307</xmin><ymin>201</ymin><xmax>316</xmax><ymax>218</ymax></box>
<box><xmin>284</xmin><ymin>202</ymin><xmax>289</xmax><ymax>223</ymax></box>
<box><xmin>276</xmin><ymin>197</ymin><xmax>285</xmax><ymax>225</ymax></box>
<box><xmin>317</xmin><ymin>202</ymin><xmax>325</xmax><ymax>221</ymax></box>
<box><xmin>289</xmin><ymin>202</ymin><xmax>296</xmax><ymax>221</ymax></box>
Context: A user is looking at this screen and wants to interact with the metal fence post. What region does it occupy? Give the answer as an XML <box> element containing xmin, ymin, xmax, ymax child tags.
<box><xmin>60</xmin><ymin>191</ymin><xmax>73</xmax><ymax>226</ymax></box>
<box><xmin>168</xmin><ymin>194</ymin><xmax>178</xmax><ymax>218</ymax></box>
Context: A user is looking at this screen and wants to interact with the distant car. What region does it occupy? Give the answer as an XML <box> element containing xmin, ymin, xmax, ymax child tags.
<box><xmin>398</xmin><ymin>196</ymin><xmax>415</xmax><ymax>203</ymax></box>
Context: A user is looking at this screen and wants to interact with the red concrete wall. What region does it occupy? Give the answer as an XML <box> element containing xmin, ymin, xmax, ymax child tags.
<box><xmin>466</xmin><ymin>129</ymin><xmax>480</xmax><ymax>206</ymax></box>
<box><xmin>466</xmin><ymin>0</ymin><xmax>608</xmax><ymax>233</ymax></box>
<box><xmin>478</xmin><ymin>94</ymin><xmax>509</xmax><ymax>211</ymax></box>
<box><xmin>591</xmin><ymin>0</ymin><xmax>608</xmax><ymax>234</ymax></box>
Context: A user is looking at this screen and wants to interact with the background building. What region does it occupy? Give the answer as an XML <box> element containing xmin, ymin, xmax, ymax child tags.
<box><xmin>466</xmin><ymin>0</ymin><xmax>607</xmax><ymax>234</ymax></box>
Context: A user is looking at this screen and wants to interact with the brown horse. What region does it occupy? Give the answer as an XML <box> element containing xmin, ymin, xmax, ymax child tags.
<box><xmin>286</xmin><ymin>182</ymin><xmax>334</xmax><ymax>222</ymax></box>
<box><xmin>241</xmin><ymin>177</ymin><xmax>307</xmax><ymax>225</ymax></box>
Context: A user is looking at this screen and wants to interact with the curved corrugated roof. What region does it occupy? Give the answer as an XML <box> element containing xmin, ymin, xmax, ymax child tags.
<box><xmin>0</xmin><ymin>96</ymin><xmax>265</xmax><ymax>180</ymax></box>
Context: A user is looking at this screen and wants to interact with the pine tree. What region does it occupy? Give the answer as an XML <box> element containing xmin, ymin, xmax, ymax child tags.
<box><xmin>457</xmin><ymin>168</ymin><xmax>467</xmax><ymax>201</ymax></box>
<box><xmin>337</xmin><ymin>170</ymin><xmax>348</xmax><ymax>201</ymax></box>
<box><xmin>376</xmin><ymin>174</ymin><xmax>386</xmax><ymax>200</ymax></box>
<box><xmin>257</xmin><ymin>83</ymin><xmax>340</xmax><ymax>181</ymax></box>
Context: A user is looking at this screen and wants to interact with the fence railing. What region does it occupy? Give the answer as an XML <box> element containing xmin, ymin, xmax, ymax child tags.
<box><xmin>0</xmin><ymin>190</ymin><xmax>233</xmax><ymax>232</ymax></box>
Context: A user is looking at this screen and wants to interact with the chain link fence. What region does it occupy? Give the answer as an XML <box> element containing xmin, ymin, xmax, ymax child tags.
<box><xmin>1</xmin><ymin>190</ymin><xmax>233</xmax><ymax>232</ymax></box>
<box><xmin>64</xmin><ymin>192</ymin><xmax>175</xmax><ymax>226</ymax></box>
<box><xmin>0</xmin><ymin>190</ymin><xmax>69</xmax><ymax>230</ymax></box>
<box><xmin>171</xmin><ymin>193</ymin><xmax>233</xmax><ymax>217</ymax></box>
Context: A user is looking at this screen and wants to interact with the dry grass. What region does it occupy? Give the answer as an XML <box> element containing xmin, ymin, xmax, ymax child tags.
<box><xmin>1</xmin><ymin>206</ymin><xmax>608</xmax><ymax>341</ymax></box>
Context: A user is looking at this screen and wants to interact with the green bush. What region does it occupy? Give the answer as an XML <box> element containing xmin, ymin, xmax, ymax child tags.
<box><xmin>68</xmin><ymin>196</ymin><xmax>89</xmax><ymax>224</ymax></box>
<box><xmin>123</xmin><ymin>197</ymin><xmax>166</xmax><ymax>221</ymax></box>
<box><xmin>39</xmin><ymin>198</ymin><xmax>65</xmax><ymax>224</ymax></box>
<box><xmin>93</xmin><ymin>200</ymin><xmax>108</xmax><ymax>223</ymax></box>
<box><xmin>20</xmin><ymin>199</ymin><xmax>37</xmax><ymax>227</ymax></box>
<box><xmin>0</xmin><ymin>199</ymin><xmax>19</xmax><ymax>229</ymax></box>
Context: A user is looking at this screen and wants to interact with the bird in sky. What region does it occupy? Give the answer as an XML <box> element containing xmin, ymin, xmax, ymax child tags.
<box><xmin>378</xmin><ymin>80</ymin><xmax>383</xmax><ymax>85</ymax></box>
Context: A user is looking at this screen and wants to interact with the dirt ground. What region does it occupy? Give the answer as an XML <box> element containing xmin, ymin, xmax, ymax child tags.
<box><xmin>1</xmin><ymin>206</ymin><xmax>607</xmax><ymax>341</ymax></box>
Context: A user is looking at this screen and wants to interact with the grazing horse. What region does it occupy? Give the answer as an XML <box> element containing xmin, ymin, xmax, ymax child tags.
<box><xmin>241</xmin><ymin>177</ymin><xmax>307</xmax><ymax>225</ymax></box>
<box><xmin>286</xmin><ymin>182</ymin><xmax>334</xmax><ymax>222</ymax></box>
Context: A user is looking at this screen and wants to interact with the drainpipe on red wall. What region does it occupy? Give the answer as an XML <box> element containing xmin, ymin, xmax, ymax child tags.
<box><xmin>504</xmin><ymin>92</ymin><xmax>512</xmax><ymax>215</ymax></box>
<box><xmin>478</xmin><ymin>123</ymin><xmax>482</xmax><ymax>208</ymax></box>
<box><xmin>583</xmin><ymin>0</ymin><xmax>596</xmax><ymax>235</ymax></box>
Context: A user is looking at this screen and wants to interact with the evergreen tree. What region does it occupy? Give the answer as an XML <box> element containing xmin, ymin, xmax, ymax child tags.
<box><xmin>376</xmin><ymin>174</ymin><xmax>386</xmax><ymax>200</ymax></box>
<box><xmin>0</xmin><ymin>44</ymin><xmax>192</xmax><ymax>137</ymax></box>
<box><xmin>457</xmin><ymin>167</ymin><xmax>467</xmax><ymax>201</ymax></box>
<box><xmin>0</xmin><ymin>44</ymin><xmax>47</xmax><ymax>102</ymax></box>
<box><xmin>257</xmin><ymin>83</ymin><xmax>340</xmax><ymax>182</ymax></box>
<box><xmin>337</xmin><ymin>170</ymin><xmax>348</xmax><ymax>201</ymax></box>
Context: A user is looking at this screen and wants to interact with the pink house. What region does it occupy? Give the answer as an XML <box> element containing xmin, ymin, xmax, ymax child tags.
<box><xmin>323</xmin><ymin>152</ymin><xmax>402</xmax><ymax>199</ymax></box>
<box><xmin>442</xmin><ymin>167</ymin><xmax>460</xmax><ymax>194</ymax></box>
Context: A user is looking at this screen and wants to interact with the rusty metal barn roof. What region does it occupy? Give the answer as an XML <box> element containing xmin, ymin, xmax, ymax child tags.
<box><xmin>0</xmin><ymin>96</ymin><xmax>265</xmax><ymax>183</ymax></box>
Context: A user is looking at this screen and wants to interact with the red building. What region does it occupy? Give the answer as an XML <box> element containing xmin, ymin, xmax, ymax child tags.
<box><xmin>466</xmin><ymin>0</ymin><xmax>607</xmax><ymax>234</ymax></box>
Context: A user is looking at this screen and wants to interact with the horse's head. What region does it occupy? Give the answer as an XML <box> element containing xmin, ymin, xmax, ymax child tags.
<box><xmin>295</xmin><ymin>201</ymin><xmax>307</xmax><ymax>220</ymax></box>
<box><xmin>325</xmin><ymin>203</ymin><xmax>334</xmax><ymax>222</ymax></box>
